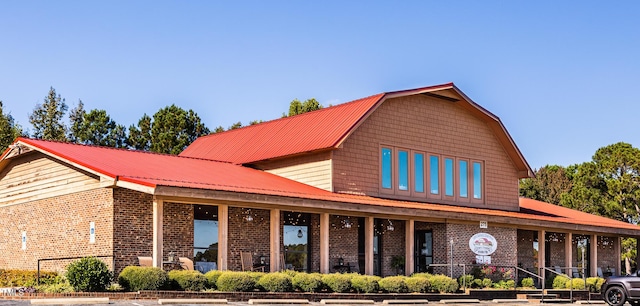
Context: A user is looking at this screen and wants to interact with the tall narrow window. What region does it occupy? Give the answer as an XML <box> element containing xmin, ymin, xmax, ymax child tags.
<box><xmin>414</xmin><ymin>153</ymin><xmax>424</xmax><ymax>193</ymax></box>
<box><xmin>429</xmin><ymin>155</ymin><xmax>439</xmax><ymax>194</ymax></box>
<box><xmin>398</xmin><ymin>150</ymin><xmax>408</xmax><ymax>191</ymax></box>
<box><xmin>444</xmin><ymin>158</ymin><xmax>454</xmax><ymax>196</ymax></box>
<box><xmin>194</xmin><ymin>205</ymin><xmax>218</xmax><ymax>273</ymax></box>
<box><xmin>459</xmin><ymin>160</ymin><xmax>468</xmax><ymax>198</ymax></box>
<box><xmin>381</xmin><ymin>148</ymin><xmax>392</xmax><ymax>189</ymax></box>
<box><xmin>473</xmin><ymin>162</ymin><xmax>482</xmax><ymax>199</ymax></box>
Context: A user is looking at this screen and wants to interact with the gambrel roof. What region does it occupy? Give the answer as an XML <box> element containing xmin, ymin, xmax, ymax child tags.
<box><xmin>180</xmin><ymin>83</ymin><xmax>534</xmax><ymax>178</ymax></box>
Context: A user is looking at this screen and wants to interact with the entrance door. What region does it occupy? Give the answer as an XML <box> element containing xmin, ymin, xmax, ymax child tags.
<box><xmin>415</xmin><ymin>230</ymin><xmax>433</xmax><ymax>273</ymax></box>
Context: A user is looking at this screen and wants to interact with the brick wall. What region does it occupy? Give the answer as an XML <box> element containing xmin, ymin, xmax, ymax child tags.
<box><xmin>597</xmin><ymin>236</ymin><xmax>618</xmax><ymax>272</ymax></box>
<box><xmin>113</xmin><ymin>188</ymin><xmax>153</xmax><ymax>274</ymax></box>
<box><xmin>415</xmin><ymin>222</ymin><xmax>448</xmax><ymax>272</ymax></box>
<box><xmin>0</xmin><ymin>188</ymin><xmax>114</xmax><ymax>272</ymax></box>
<box><xmin>516</xmin><ymin>230</ymin><xmax>537</xmax><ymax>272</ymax></box>
<box><xmin>547</xmin><ymin>232</ymin><xmax>566</xmax><ymax>268</ymax></box>
<box><xmin>380</xmin><ymin>219</ymin><xmax>405</xmax><ymax>277</ymax></box>
<box><xmin>329</xmin><ymin>215</ymin><xmax>359</xmax><ymax>271</ymax></box>
<box><xmin>332</xmin><ymin>94</ymin><xmax>520</xmax><ymax>211</ymax></box>
<box><xmin>445</xmin><ymin>223</ymin><xmax>517</xmax><ymax>278</ymax></box>
<box><xmin>228</xmin><ymin>207</ymin><xmax>270</xmax><ymax>271</ymax></box>
<box><xmin>163</xmin><ymin>202</ymin><xmax>194</xmax><ymax>262</ymax></box>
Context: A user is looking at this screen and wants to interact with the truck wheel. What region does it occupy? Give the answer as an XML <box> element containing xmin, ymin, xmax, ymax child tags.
<box><xmin>605</xmin><ymin>286</ymin><xmax>627</xmax><ymax>306</ymax></box>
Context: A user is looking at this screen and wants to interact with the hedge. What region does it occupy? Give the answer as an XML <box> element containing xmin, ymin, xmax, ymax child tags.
<box><xmin>292</xmin><ymin>272</ymin><xmax>323</xmax><ymax>292</ymax></box>
<box><xmin>216</xmin><ymin>271</ymin><xmax>256</xmax><ymax>292</ymax></box>
<box><xmin>378</xmin><ymin>276</ymin><xmax>408</xmax><ymax>293</ymax></box>
<box><xmin>118</xmin><ymin>266</ymin><xmax>167</xmax><ymax>291</ymax></box>
<box><xmin>167</xmin><ymin>270</ymin><xmax>207</xmax><ymax>291</ymax></box>
<box><xmin>65</xmin><ymin>257</ymin><xmax>112</xmax><ymax>292</ymax></box>
<box><xmin>256</xmin><ymin>272</ymin><xmax>292</xmax><ymax>292</ymax></box>
<box><xmin>351</xmin><ymin>275</ymin><xmax>380</xmax><ymax>293</ymax></box>
<box><xmin>0</xmin><ymin>269</ymin><xmax>60</xmax><ymax>287</ymax></box>
<box><xmin>321</xmin><ymin>273</ymin><xmax>352</xmax><ymax>293</ymax></box>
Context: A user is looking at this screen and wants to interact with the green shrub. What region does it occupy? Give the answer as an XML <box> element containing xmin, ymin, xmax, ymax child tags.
<box><xmin>520</xmin><ymin>277</ymin><xmax>535</xmax><ymax>288</ymax></box>
<box><xmin>247</xmin><ymin>272</ymin><xmax>265</xmax><ymax>285</ymax></box>
<box><xmin>0</xmin><ymin>269</ymin><xmax>60</xmax><ymax>287</ymax></box>
<box><xmin>458</xmin><ymin>274</ymin><xmax>474</xmax><ymax>289</ymax></box>
<box><xmin>494</xmin><ymin>279</ymin><xmax>516</xmax><ymax>289</ymax></box>
<box><xmin>566</xmin><ymin>278</ymin><xmax>585</xmax><ymax>290</ymax></box>
<box><xmin>586</xmin><ymin>277</ymin><xmax>605</xmax><ymax>293</ymax></box>
<box><xmin>292</xmin><ymin>273</ymin><xmax>324</xmax><ymax>292</ymax></box>
<box><xmin>481</xmin><ymin>278</ymin><xmax>492</xmax><ymax>288</ymax></box>
<box><xmin>167</xmin><ymin>270</ymin><xmax>207</xmax><ymax>291</ymax></box>
<box><xmin>204</xmin><ymin>270</ymin><xmax>224</xmax><ymax>289</ymax></box>
<box><xmin>406</xmin><ymin>277</ymin><xmax>430</xmax><ymax>293</ymax></box>
<box><xmin>351</xmin><ymin>275</ymin><xmax>380</xmax><ymax>293</ymax></box>
<box><xmin>216</xmin><ymin>271</ymin><xmax>256</xmax><ymax>292</ymax></box>
<box><xmin>65</xmin><ymin>257</ymin><xmax>112</xmax><ymax>292</ymax></box>
<box><xmin>552</xmin><ymin>275</ymin><xmax>569</xmax><ymax>289</ymax></box>
<box><xmin>430</xmin><ymin>274</ymin><xmax>459</xmax><ymax>293</ymax></box>
<box><xmin>118</xmin><ymin>266</ymin><xmax>167</xmax><ymax>291</ymax></box>
<box><xmin>378</xmin><ymin>276</ymin><xmax>408</xmax><ymax>293</ymax></box>
<box><xmin>411</xmin><ymin>272</ymin><xmax>433</xmax><ymax>278</ymax></box>
<box><xmin>472</xmin><ymin>278</ymin><xmax>483</xmax><ymax>288</ymax></box>
<box><xmin>36</xmin><ymin>282</ymin><xmax>74</xmax><ymax>293</ymax></box>
<box><xmin>281</xmin><ymin>270</ymin><xmax>298</xmax><ymax>278</ymax></box>
<box><xmin>321</xmin><ymin>273</ymin><xmax>352</xmax><ymax>293</ymax></box>
<box><xmin>257</xmin><ymin>272</ymin><xmax>292</xmax><ymax>292</ymax></box>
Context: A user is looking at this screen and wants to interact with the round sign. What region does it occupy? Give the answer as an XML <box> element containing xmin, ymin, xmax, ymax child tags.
<box><xmin>469</xmin><ymin>233</ymin><xmax>497</xmax><ymax>255</ymax></box>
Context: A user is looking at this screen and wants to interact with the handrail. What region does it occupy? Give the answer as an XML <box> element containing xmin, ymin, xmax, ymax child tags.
<box><xmin>541</xmin><ymin>266</ymin><xmax>589</xmax><ymax>303</ymax></box>
<box><xmin>37</xmin><ymin>255</ymin><xmax>114</xmax><ymax>284</ymax></box>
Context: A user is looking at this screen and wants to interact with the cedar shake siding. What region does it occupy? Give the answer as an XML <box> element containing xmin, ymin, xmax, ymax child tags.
<box><xmin>332</xmin><ymin>94</ymin><xmax>520</xmax><ymax>211</ymax></box>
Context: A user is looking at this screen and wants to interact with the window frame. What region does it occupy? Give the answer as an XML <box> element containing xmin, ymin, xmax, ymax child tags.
<box><xmin>427</xmin><ymin>154</ymin><xmax>441</xmax><ymax>200</ymax></box>
<box><xmin>395</xmin><ymin>148</ymin><xmax>411</xmax><ymax>197</ymax></box>
<box><xmin>380</xmin><ymin>146</ymin><xmax>394</xmax><ymax>195</ymax></box>
<box><xmin>471</xmin><ymin>160</ymin><xmax>484</xmax><ymax>204</ymax></box>
<box><xmin>411</xmin><ymin>150</ymin><xmax>426</xmax><ymax>198</ymax></box>
<box><xmin>442</xmin><ymin>156</ymin><xmax>456</xmax><ymax>201</ymax></box>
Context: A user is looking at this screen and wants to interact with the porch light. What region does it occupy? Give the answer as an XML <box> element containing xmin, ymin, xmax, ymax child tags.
<box><xmin>343</xmin><ymin>219</ymin><xmax>352</xmax><ymax>229</ymax></box>
<box><xmin>245</xmin><ymin>209</ymin><xmax>253</xmax><ymax>222</ymax></box>
<box><xmin>297</xmin><ymin>229</ymin><xmax>303</xmax><ymax>238</ymax></box>
<box><xmin>387</xmin><ymin>220</ymin><xmax>394</xmax><ymax>231</ymax></box>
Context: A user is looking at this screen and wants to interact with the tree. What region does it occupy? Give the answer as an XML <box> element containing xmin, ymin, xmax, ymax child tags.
<box><xmin>129</xmin><ymin>105</ymin><xmax>209</xmax><ymax>154</ymax></box>
<box><xmin>287</xmin><ymin>98</ymin><xmax>322</xmax><ymax>116</ymax></box>
<box><xmin>68</xmin><ymin>100</ymin><xmax>86</xmax><ymax>143</ymax></box>
<box><xmin>29</xmin><ymin>87</ymin><xmax>68</xmax><ymax>141</ymax></box>
<box><xmin>0</xmin><ymin>100</ymin><xmax>23</xmax><ymax>151</ymax></box>
<box><xmin>127</xmin><ymin>114</ymin><xmax>152</xmax><ymax>151</ymax></box>
<box><xmin>519</xmin><ymin>165</ymin><xmax>572</xmax><ymax>205</ymax></box>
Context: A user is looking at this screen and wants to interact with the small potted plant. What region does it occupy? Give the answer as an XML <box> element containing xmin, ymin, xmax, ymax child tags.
<box><xmin>391</xmin><ymin>255</ymin><xmax>405</xmax><ymax>275</ymax></box>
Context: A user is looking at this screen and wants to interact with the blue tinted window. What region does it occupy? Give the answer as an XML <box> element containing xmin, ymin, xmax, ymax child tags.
<box><xmin>445</xmin><ymin>158</ymin><xmax>454</xmax><ymax>196</ymax></box>
<box><xmin>430</xmin><ymin>156</ymin><xmax>439</xmax><ymax>194</ymax></box>
<box><xmin>398</xmin><ymin>150</ymin><xmax>408</xmax><ymax>190</ymax></box>
<box><xmin>473</xmin><ymin>162</ymin><xmax>482</xmax><ymax>199</ymax></box>
<box><xmin>459</xmin><ymin>160</ymin><xmax>468</xmax><ymax>198</ymax></box>
<box><xmin>414</xmin><ymin>153</ymin><xmax>424</xmax><ymax>193</ymax></box>
<box><xmin>382</xmin><ymin>148</ymin><xmax>392</xmax><ymax>189</ymax></box>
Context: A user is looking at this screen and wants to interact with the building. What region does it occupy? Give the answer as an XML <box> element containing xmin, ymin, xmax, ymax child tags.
<box><xmin>1</xmin><ymin>83</ymin><xmax>638</xmax><ymax>280</ymax></box>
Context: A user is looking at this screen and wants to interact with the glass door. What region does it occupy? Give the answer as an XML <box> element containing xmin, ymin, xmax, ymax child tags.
<box><xmin>415</xmin><ymin>230</ymin><xmax>433</xmax><ymax>273</ymax></box>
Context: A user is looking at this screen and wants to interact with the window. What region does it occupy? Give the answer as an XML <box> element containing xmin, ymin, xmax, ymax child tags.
<box><xmin>398</xmin><ymin>150</ymin><xmax>409</xmax><ymax>191</ymax></box>
<box><xmin>194</xmin><ymin>205</ymin><xmax>218</xmax><ymax>266</ymax></box>
<box><xmin>473</xmin><ymin>162</ymin><xmax>482</xmax><ymax>200</ymax></box>
<box><xmin>381</xmin><ymin>148</ymin><xmax>392</xmax><ymax>189</ymax></box>
<box><xmin>414</xmin><ymin>153</ymin><xmax>425</xmax><ymax>193</ymax></box>
<box><xmin>459</xmin><ymin>160</ymin><xmax>468</xmax><ymax>198</ymax></box>
<box><xmin>429</xmin><ymin>155</ymin><xmax>439</xmax><ymax>195</ymax></box>
<box><xmin>283</xmin><ymin>212</ymin><xmax>311</xmax><ymax>272</ymax></box>
<box><xmin>379</xmin><ymin>145</ymin><xmax>484</xmax><ymax>204</ymax></box>
<box><xmin>444</xmin><ymin>158</ymin><xmax>454</xmax><ymax>197</ymax></box>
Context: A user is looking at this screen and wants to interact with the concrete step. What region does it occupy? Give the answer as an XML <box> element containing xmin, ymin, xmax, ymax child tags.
<box><xmin>30</xmin><ymin>298</ymin><xmax>109</xmax><ymax>305</ymax></box>
<box><xmin>574</xmin><ymin>301</ymin><xmax>606</xmax><ymax>304</ymax></box>
<box><xmin>159</xmin><ymin>299</ymin><xmax>228</xmax><ymax>304</ymax></box>
<box><xmin>540</xmin><ymin>299</ymin><xmax>573</xmax><ymax>304</ymax></box>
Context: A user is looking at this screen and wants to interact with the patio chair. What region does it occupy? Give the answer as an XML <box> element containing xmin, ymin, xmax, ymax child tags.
<box><xmin>138</xmin><ymin>256</ymin><xmax>152</xmax><ymax>267</ymax></box>
<box><xmin>597</xmin><ymin>267</ymin><xmax>604</xmax><ymax>278</ymax></box>
<box><xmin>241</xmin><ymin>251</ymin><xmax>264</xmax><ymax>272</ymax></box>
<box><xmin>179</xmin><ymin>257</ymin><xmax>194</xmax><ymax>270</ymax></box>
<box><xmin>610</xmin><ymin>268</ymin><xmax>616</xmax><ymax>276</ymax></box>
<box><xmin>554</xmin><ymin>266</ymin><xmax>562</xmax><ymax>274</ymax></box>
<box><xmin>572</xmin><ymin>267</ymin><xmax>580</xmax><ymax>278</ymax></box>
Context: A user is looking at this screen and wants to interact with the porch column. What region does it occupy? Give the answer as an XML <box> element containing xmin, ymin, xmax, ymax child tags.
<box><xmin>614</xmin><ymin>236</ymin><xmax>621</xmax><ymax>276</ymax></box>
<box><xmin>636</xmin><ymin>238</ymin><xmax>640</xmax><ymax>275</ymax></box>
<box><xmin>218</xmin><ymin>205</ymin><xmax>229</xmax><ymax>270</ymax></box>
<box><xmin>270</xmin><ymin>208</ymin><xmax>281</xmax><ymax>272</ymax></box>
<box><xmin>320</xmin><ymin>213</ymin><xmax>330</xmax><ymax>274</ymax></box>
<box><xmin>365</xmin><ymin>217</ymin><xmax>374</xmax><ymax>275</ymax></box>
<box><xmin>405</xmin><ymin>219</ymin><xmax>415</xmax><ymax>276</ymax></box>
<box><xmin>590</xmin><ymin>234</ymin><xmax>597</xmax><ymax>277</ymax></box>
<box><xmin>538</xmin><ymin>230</ymin><xmax>546</xmax><ymax>281</ymax></box>
<box><xmin>152</xmin><ymin>197</ymin><xmax>164</xmax><ymax>268</ymax></box>
<box><xmin>565</xmin><ymin>232</ymin><xmax>573</xmax><ymax>276</ymax></box>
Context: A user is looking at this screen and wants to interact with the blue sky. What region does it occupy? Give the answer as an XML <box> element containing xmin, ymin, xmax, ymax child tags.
<box><xmin>1</xmin><ymin>1</ymin><xmax>639</xmax><ymax>169</ymax></box>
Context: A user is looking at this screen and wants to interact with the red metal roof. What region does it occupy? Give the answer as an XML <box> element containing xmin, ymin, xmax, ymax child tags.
<box><xmin>180</xmin><ymin>93</ymin><xmax>386</xmax><ymax>164</ymax></box>
<box><xmin>5</xmin><ymin>138</ymin><xmax>637</xmax><ymax>233</ymax></box>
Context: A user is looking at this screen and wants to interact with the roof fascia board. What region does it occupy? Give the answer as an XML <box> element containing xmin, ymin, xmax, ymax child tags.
<box><xmin>450</xmin><ymin>85</ymin><xmax>534</xmax><ymax>178</ymax></box>
<box><xmin>154</xmin><ymin>186</ymin><xmax>640</xmax><ymax>236</ymax></box>
<box><xmin>116</xmin><ymin>179</ymin><xmax>156</xmax><ymax>194</ymax></box>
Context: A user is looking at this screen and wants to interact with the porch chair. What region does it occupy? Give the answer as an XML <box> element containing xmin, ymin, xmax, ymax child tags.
<box><xmin>610</xmin><ymin>268</ymin><xmax>616</xmax><ymax>276</ymax></box>
<box><xmin>572</xmin><ymin>267</ymin><xmax>580</xmax><ymax>278</ymax></box>
<box><xmin>241</xmin><ymin>251</ymin><xmax>265</xmax><ymax>272</ymax></box>
<box><xmin>597</xmin><ymin>267</ymin><xmax>604</xmax><ymax>278</ymax></box>
<box><xmin>554</xmin><ymin>266</ymin><xmax>562</xmax><ymax>274</ymax></box>
<box><xmin>179</xmin><ymin>257</ymin><xmax>194</xmax><ymax>270</ymax></box>
<box><xmin>138</xmin><ymin>256</ymin><xmax>152</xmax><ymax>267</ymax></box>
